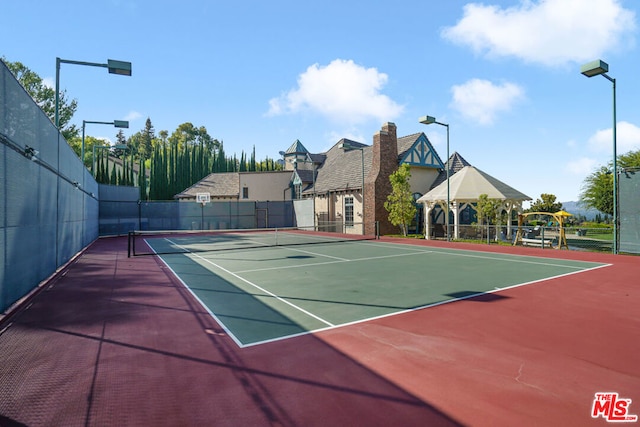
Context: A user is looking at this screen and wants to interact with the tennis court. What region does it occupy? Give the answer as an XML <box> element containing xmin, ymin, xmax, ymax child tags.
<box><xmin>133</xmin><ymin>229</ymin><xmax>609</xmax><ymax>347</ymax></box>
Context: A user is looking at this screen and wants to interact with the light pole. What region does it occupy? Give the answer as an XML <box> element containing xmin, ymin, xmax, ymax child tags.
<box><xmin>55</xmin><ymin>58</ymin><xmax>132</xmax><ymax>129</ymax></box>
<box><xmin>82</xmin><ymin>120</ymin><xmax>129</xmax><ymax>168</ymax></box>
<box><xmin>581</xmin><ymin>59</ymin><xmax>617</xmax><ymax>254</ymax></box>
<box><xmin>338</xmin><ymin>141</ymin><xmax>365</xmax><ymax>234</ymax></box>
<box><xmin>420</xmin><ymin>115</ymin><xmax>450</xmax><ymax>242</ymax></box>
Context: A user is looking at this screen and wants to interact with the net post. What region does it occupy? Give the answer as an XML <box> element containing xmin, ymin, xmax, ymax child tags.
<box><xmin>127</xmin><ymin>231</ymin><xmax>132</xmax><ymax>258</ymax></box>
<box><xmin>375</xmin><ymin>221</ymin><xmax>380</xmax><ymax>239</ymax></box>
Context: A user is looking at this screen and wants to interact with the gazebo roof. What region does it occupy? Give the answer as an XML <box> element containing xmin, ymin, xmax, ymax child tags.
<box><xmin>417</xmin><ymin>166</ymin><xmax>531</xmax><ymax>203</ymax></box>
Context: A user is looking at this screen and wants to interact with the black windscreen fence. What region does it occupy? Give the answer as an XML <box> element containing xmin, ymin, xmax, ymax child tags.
<box><xmin>619</xmin><ymin>168</ymin><xmax>640</xmax><ymax>254</ymax></box>
<box><xmin>98</xmin><ymin>190</ymin><xmax>296</xmax><ymax>236</ymax></box>
<box><xmin>1</xmin><ymin>60</ymin><xmax>99</xmax><ymax>313</ymax></box>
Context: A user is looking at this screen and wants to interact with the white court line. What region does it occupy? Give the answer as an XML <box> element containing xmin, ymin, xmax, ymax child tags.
<box><xmin>281</xmin><ymin>246</ymin><xmax>349</xmax><ymax>261</ymax></box>
<box><xmin>165</xmin><ymin>238</ymin><xmax>335</xmax><ymax>329</ymax></box>
<box><xmin>368</xmin><ymin>240</ymin><xmax>604</xmax><ymax>270</ymax></box>
<box><xmin>153</xmin><ymin>236</ymin><xmax>612</xmax><ymax>348</ymax></box>
<box><xmin>233</xmin><ymin>250</ymin><xmax>432</xmax><ymax>274</ymax></box>
<box><xmin>145</xmin><ymin>239</ymin><xmax>246</xmax><ymax>348</ymax></box>
<box><xmin>241</xmin><ymin>261</ymin><xmax>612</xmax><ymax>347</ymax></box>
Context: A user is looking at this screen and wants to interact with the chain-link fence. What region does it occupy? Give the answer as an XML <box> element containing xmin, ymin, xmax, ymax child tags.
<box><xmin>432</xmin><ymin>224</ymin><xmax>614</xmax><ymax>252</ymax></box>
<box><xmin>1</xmin><ymin>60</ymin><xmax>99</xmax><ymax>313</ymax></box>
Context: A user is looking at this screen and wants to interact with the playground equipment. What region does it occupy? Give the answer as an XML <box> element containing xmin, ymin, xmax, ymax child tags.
<box><xmin>513</xmin><ymin>211</ymin><xmax>572</xmax><ymax>250</ymax></box>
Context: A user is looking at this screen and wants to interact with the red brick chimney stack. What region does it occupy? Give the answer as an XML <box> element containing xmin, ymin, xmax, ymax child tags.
<box><xmin>364</xmin><ymin>122</ymin><xmax>398</xmax><ymax>236</ymax></box>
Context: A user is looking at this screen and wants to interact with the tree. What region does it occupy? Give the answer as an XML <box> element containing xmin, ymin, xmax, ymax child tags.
<box><xmin>579</xmin><ymin>149</ymin><xmax>640</xmax><ymax>216</ymax></box>
<box><xmin>113</xmin><ymin>130</ymin><xmax>128</xmax><ymax>158</ymax></box>
<box><xmin>475</xmin><ymin>194</ymin><xmax>504</xmax><ymax>241</ymax></box>
<box><xmin>619</xmin><ymin>149</ymin><xmax>640</xmax><ymax>170</ymax></box>
<box><xmin>527</xmin><ymin>193</ymin><xmax>562</xmax><ymax>213</ymax></box>
<box><xmin>140</xmin><ymin>118</ymin><xmax>155</xmax><ymax>160</ymax></box>
<box><xmin>3</xmin><ymin>57</ymin><xmax>79</xmax><ymax>141</ymax></box>
<box><xmin>168</xmin><ymin>122</ymin><xmax>199</xmax><ymax>148</ymax></box>
<box><xmin>384</xmin><ymin>164</ymin><xmax>417</xmax><ymax>236</ymax></box>
<box><xmin>476</xmin><ymin>194</ymin><xmax>501</xmax><ymax>225</ymax></box>
<box><xmin>580</xmin><ymin>166</ymin><xmax>613</xmax><ymax>215</ymax></box>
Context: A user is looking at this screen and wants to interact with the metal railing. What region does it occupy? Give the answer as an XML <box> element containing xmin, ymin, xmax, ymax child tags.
<box><xmin>429</xmin><ymin>224</ymin><xmax>614</xmax><ymax>252</ymax></box>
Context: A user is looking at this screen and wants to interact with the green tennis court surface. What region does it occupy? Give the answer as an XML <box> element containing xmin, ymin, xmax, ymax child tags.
<box><xmin>147</xmin><ymin>234</ymin><xmax>609</xmax><ymax>347</ymax></box>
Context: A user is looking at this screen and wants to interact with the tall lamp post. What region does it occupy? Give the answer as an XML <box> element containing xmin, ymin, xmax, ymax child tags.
<box><xmin>338</xmin><ymin>141</ymin><xmax>365</xmax><ymax>235</ymax></box>
<box><xmin>55</xmin><ymin>57</ymin><xmax>132</xmax><ymax>129</ymax></box>
<box><xmin>420</xmin><ymin>115</ymin><xmax>450</xmax><ymax>242</ymax></box>
<box><xmin>82</xmin><ymin>120</ymin><xmax>129</xmax><ymax>168</ymax></box>
<box><xmin>580</xmin><ymin>59</ymin><xmax>617</xmax><ymax>254</ymax></box>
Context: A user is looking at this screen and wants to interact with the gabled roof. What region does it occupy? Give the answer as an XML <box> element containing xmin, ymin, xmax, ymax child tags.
<box><xmin>430</xmin><ymin>152</ymin><xmax>472</xmax><ymax>189</ymax></box>
<box><xmin>295</xmin><ymin>168</ymin><xmax>315</xmax><ymax>184</ymax></box>
<box><xmin>418</xmin><ymin>166</ymin><xmax>531</xmax><ymax>203</ymax></box>
<box><xmin>397</xmin><ymin>133</ymin><xmax>444</xmax><ymax>168</ymax></box>
<box><xmin>305</xmin><ymin>139</ymin><xmax>371</xmax><ymax>194</ymax></box>
<box><xmin>175</xmin><ymin>172</ymin><xmax>240</xmax><ymax>199</ymax></box>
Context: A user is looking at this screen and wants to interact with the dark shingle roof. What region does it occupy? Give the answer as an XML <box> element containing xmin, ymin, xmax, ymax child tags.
<box><xmin>305</xmin><ymin>139</ymin><xmax>372</xmax><ymax>194</ymax></box>
<box><xmin>284</xmin><ymin>139</ymin><xmax>310</xmax><ymax>155</ymax></box>
<box><xmin>430</xmin><ymin>152</ymin><xmax>472</xmax><ymax>190</ymax></box>
<box><xmin>174</xmin><ymin>172</ymin><xmax>240</xmax><ymax>199</ymax></box>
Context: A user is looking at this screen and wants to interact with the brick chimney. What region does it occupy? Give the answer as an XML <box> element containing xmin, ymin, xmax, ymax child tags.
<box><xmin>364</xmin><ymin>122</ymin><xmax>398</xmax><ymax>236</ymax></box>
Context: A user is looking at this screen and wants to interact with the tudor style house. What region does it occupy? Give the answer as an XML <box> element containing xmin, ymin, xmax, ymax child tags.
<box><xmin>174</xmin><ymin>122</ymin><xmax>530</xmax><ymax>237</ymax></box>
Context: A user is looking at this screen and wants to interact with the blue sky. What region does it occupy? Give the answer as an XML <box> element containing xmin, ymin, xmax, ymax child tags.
<box><xmin>2</xmin><ymin>0</ymin><xmax>639</xmax><ymax>203</ymax></box>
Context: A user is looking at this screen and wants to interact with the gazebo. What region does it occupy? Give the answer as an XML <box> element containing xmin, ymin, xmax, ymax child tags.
<box><xmin>417</xmin><ymin>166</ymin><xmax>531</xmax><ymax>240</ymax></box>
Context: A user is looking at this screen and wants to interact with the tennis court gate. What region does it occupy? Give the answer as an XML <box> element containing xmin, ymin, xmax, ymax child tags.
<box><xmin>619</xmin><ymin>167</ymin><xmax>640</xmax><ymax>254</ymax></box>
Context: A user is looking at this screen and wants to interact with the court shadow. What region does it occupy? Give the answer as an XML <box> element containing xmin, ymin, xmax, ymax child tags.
<box><xmin>0</xmin><ymin>415</ymin><xmax>28</xmax><ymax>427</ymax></box>
<box><xmin>445</xmin><ymin>290</ymin><xmax>510</xmax><ymax>302</ymax></box>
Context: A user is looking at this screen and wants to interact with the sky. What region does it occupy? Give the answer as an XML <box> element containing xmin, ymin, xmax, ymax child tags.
<box><xmin>2</xmin><ymin>0</ymin><xmax>639</xmax><ymax>203</ymax></box>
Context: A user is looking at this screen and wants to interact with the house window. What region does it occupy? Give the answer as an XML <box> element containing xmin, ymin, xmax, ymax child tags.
<box><xmin>242</xmin><ymin>187</ymin><xmax>249</xmax><ymax>199</ymax></box>
<box><xmin>345</xmin><ymin>197</ymin><xmax>354</xmax><ymax>226</ymax></box>
<box><xmin>294</xmin><ymin>183</ymin><xmax>302</xmax><ymax>200</ymax></box>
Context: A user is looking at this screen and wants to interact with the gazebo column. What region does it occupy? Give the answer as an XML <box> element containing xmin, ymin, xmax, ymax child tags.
<box><xmin>451</xmin><ymin>201</ymin><xmax>460</xmax><ymax>239</ymax></box>
<box><xmin>423</xmin><ymin>201</ymin><xmax>433</xmax><ymax>240</ymax></box>
<box><xmin>505</xmin><ymin>201</ymin><xmax>514</xmax><ymax>239</ymax></box>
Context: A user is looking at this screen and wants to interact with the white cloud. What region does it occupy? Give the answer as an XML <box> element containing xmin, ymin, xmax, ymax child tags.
<box><xmin>588</xmin><ymin>121</ymin><xmax>640</xmax><ymax>153</ymax></box>
<box><xmin>267</xmin><ymin>59</ymin><xmax>404</xmax><ymax>124</ymax></box>
<box><xmin>566</xmin><ymin>157</ymin><xmax>599</xmax><ymax>175</ymax></box>
<box><xmin>442</xmin><ymin>0</ymin><xmax>636</xmax><ymax>66</ymax></box>
<box><xmin>450</xmin><ymin>78</ymin><xmax>524</xmax><ymax>125</ymax></box>
<box><xmin>124</xmin><ymin>111</ymin><xmax>142</xmax><ymax>121</ymax></box>
<box><xmin>42</xmin><ymin>77</ymin><xmax>54</xmax><ymax>89</ymax></box>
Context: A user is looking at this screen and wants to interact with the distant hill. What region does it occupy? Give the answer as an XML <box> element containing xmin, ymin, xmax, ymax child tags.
<box><xmin>560</xmin><ymin>201</ymin><xmax>604</xmax><ymax>221</ymax></box>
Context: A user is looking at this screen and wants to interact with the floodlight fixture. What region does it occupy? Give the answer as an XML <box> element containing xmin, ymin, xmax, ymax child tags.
<box><xmin>55</xmin><ymin>57</ymin><xmax>132</xmax><ymax>128</ymax></box>
<box><xmin>107</xmin><ymin>59</ymin><xmax>132</xmax><ymax>76</ymax></box>
<box><xmin>580</xmin><ymin>60</ymin><xmax>609</xmax><ymax>78</ymax></box>
<box><xmin>419</xmin><ymin>115</ymin><xmax>437</xmax><ymax>125</ymax></box>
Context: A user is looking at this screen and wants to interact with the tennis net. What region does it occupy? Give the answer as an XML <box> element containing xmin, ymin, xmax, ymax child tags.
<box><xmin>127</xmin><ymin>222</ymin><xmax>379</xmax><ymax>257</ymax></box>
